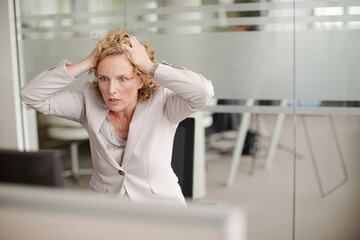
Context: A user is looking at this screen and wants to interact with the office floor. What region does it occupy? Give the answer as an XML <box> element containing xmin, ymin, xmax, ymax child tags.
<box><xmin>59</xmin><ymin>115</ymin><xmax>360</xmax><ymax>240</ymax></box>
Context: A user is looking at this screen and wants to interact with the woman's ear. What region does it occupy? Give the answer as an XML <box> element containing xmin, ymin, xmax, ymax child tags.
<box><xmin>138</xmin><ymin>78</ymin><xmax>144</xmax><ymax>89</ymax></box>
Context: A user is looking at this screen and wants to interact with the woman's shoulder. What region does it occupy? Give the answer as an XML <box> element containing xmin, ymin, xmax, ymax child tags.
<box><xmin>149</xmin><ymin>85</ymin><xmax>171</xmax><ymax>100</ymax></box>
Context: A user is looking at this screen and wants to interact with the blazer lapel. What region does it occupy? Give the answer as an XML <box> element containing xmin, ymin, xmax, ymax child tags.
<box><xmin>122</xmin><ymin>99</ymin><xmax>149</xmax><ymax>166</ymax></box>
<box><xmin>88</xmin><ymin>97</ymin><xmax>123</xmax><ymax>170</ymax></box>
<box><xmin>87</xmin><ymin>91</ymin><xmax>150</xmax><ymax>169</ymax></box>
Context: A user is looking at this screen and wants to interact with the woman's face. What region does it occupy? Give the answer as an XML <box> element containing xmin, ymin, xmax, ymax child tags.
<box><xmin>97</xmin><ymin>54</ymin><xmax>143</xmax><ymax>114</ymax></box>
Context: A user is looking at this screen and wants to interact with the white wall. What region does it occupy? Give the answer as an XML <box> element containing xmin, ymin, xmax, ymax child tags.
<box><xmin>0</xmin><ymin>0</ymin><xmax>24</xmax><ymax>150</ymax></box>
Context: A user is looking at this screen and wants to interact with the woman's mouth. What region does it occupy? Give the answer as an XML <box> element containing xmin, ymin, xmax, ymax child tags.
<box><xmin>108</xmin><ymin>98</ymin><xmax>120</xmax><ymax>104</ymax></box>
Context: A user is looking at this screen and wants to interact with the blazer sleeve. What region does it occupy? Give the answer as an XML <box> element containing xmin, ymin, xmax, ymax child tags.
<box><xmin>20</xmin><ymin>59</ymin><xmax>87</xmax><ymax>124</ymax></box>
<box><xmin>153</xmin><ymin>61</ymin><xmax>214</xmax><ymax>123</ymax></box>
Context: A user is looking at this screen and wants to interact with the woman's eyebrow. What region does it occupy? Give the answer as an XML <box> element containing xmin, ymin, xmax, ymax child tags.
<box><xmin>97</xmin><ymin>73</ymin><xmax>132</xmax><ymax>78</ymax></box>
<box><xmin>97</xmin><ymin>73</ymin><xmax>108</xmax><ymax>78</ymax></box>
<box><xmin>115</xmin><ymin>73</ymin><xmax>134</xmax><ymax>79</ymax></box>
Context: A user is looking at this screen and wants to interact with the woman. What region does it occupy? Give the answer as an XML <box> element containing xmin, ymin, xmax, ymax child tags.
<box><xmin>21</xmin><ymin>28</ymin><xmax>214</xmax><ymax>206</ymax></box>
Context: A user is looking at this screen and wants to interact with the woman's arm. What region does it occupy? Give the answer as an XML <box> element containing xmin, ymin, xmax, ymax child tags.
<box><xmin>154</xmin><ymin>62</ymin><xmax>214</xmax><ymax>123</ymax></box>
<box><xmin>123</xmin><ymin>36</ymin><xmax>214</xmax><ymax>123</ymax></box>
<box><xmin>20</xmin><ymin>43</ymin><xmax>99</xmax><ymax>123</ymax></box>
<box><xmin>20</xmin><ymin>45</ymin><xmax>98</xmax><ymax>123</ymax></box>
<box><xmin>20</xmin><ymin>60</ymin><xmax>86</xmax><ymax>123</ymax></box>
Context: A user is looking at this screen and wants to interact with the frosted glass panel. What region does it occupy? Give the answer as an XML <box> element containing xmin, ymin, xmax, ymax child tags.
<box><xmin>297</xmin><ymin>30</ymin><xmax>360</xmax><ymax>101</ymax></box>
<box><xmin>127</xmin><ymin>0</ymin><xmax>295</xmax><ymax>101</ymax></box>
<box><xmin>128</xmin><ymin>0</ymin><xmax>360</xmax><ymax>103</ymax></box>
<box><xmin>19</xmin><ymin>0</ymin><xmax>124</xmax><ymax>40</ymax></box>
<box><xmin>138</xmin><ymin>32</ymin><xmax>294</xmax><ymax>100</ymax></box>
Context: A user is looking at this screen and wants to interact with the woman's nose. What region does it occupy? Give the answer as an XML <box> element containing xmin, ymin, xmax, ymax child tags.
<box><xmin>108</xmin><ymin>79</ymin><xmax>117</xmax><ymax>94</ymax></box>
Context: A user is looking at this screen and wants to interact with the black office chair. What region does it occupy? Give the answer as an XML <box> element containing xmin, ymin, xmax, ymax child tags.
<box><xmin>171</xmin><ymin>118</ymin><xmax>195</xmax><ymax>198</ymax></box>
<box><xmin>0</xmin><ymin>149</ymin><xmax>64</xmax><ymax>187</ymax></box>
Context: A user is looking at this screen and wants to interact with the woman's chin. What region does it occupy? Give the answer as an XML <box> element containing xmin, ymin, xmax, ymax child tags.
<box><xmin>107</xmin><ymin>104</ymin><xmax>123</xmax><ymax>112</ymax></box>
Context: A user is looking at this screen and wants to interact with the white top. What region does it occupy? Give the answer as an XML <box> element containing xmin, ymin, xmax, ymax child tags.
<box><xmin>99</xmin><ymin>115</ymin><xmax>126</xmax><ymax>166</ymax></box>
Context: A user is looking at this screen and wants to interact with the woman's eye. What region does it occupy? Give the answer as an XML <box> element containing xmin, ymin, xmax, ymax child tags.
<box><xmin>120</xmin><ymin>77</ymin><xmax>127</xmax><ymax>82</ymax></box>
<box><xmin>99</xmin><ymin>77</ymin><xmax>108</xmax><ymax>82</ymax></box>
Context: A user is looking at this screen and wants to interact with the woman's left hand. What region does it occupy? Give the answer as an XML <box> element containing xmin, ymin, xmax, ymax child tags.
<box><xmin>122</xmin><ymin>36</ymin><xmax>155</xmax><ymax>75</ymax></box>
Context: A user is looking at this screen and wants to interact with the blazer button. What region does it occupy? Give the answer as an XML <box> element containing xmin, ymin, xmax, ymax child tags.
<box><xmin>118</xmin><ymin>170</ymin><xmax>125</xmax><ymax>176</ymax></box>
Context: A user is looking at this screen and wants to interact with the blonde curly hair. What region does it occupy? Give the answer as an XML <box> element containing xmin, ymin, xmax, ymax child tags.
<box><xmin>90</xmin><ymin>28</ymin><xmax>159</xmax><ymax>102</ymax></box>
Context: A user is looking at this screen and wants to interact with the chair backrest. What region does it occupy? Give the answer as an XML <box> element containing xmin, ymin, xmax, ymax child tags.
<box><xmin>0</xmin><ymin>149</ymin><xmax>64</xmax><ymax>187</ymax></box>
<box><xmin>171</xmin><ymin>118</ymin><xmax>195</xmax><ymax>198</ymax></box>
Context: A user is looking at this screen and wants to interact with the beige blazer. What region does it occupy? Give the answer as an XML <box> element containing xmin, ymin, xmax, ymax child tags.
<box><xmin>21</xmin><ymin>60</ymin><xmax>214</xmax><ymax>206</ymax></box>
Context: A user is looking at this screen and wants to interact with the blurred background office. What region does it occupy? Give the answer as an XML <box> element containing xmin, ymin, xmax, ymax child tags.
<box><xmin>1</xmin><ymin>0</ymin><xmax>360</xmax><ymax>240</ymax></box>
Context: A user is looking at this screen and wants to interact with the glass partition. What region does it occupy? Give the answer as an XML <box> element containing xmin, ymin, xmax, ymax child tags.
<box><xmin>126</xmin><ymin>1</ymin><xmax>295</xmax><ymax>239</ymax></box>
<box><xmin>294</xmin><ymin>1</ymin><xmax>360</xmax><ymax>239</ymax></box>
<box><xmin>15</xmin><ymin>0</ymin><xmax>360</xmax><ymax>239</ymax></box>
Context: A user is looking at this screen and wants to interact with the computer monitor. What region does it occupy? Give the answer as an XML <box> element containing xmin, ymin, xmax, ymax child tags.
<box><xmin>0</xmin><ymin>184</ymin><xmax>246</xmax><ymax>240</ymax></box>
<box><xmin>0</xmin><ymin>149</ymin><xmax>63</xmax><ymax>187</ymax></box>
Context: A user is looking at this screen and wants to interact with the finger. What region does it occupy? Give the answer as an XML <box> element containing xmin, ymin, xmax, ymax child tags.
<box><xmin>129</xmin><ymin>37</ymin><xmax>136</xmax><ymax>48</ymax></box>
<box><xmin>121</xmin><ymin>43</ymin><xmax>132</xmax><ymax>52</ymax></box>
<box><xmin>129</xmin><ymin>36</ymin><xmax>141</xmax><ymax>47</ymax></box>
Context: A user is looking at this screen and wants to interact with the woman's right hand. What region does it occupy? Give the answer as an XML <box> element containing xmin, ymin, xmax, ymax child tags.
<box><xmin>66</xmin><ymin>43</ymin><xmax>100</xmax><ymax>78</ymax></box>
<box><xmin>84</xmin><ymin>44</ymin><xmax>99</xmax><ymax>69</ymax></box>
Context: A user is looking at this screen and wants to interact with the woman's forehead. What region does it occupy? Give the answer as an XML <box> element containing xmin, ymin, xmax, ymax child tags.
<box><xmin>98</xmin><ymin>55</ymin><xmax>134</xmax><ymax>76</ymax></box>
